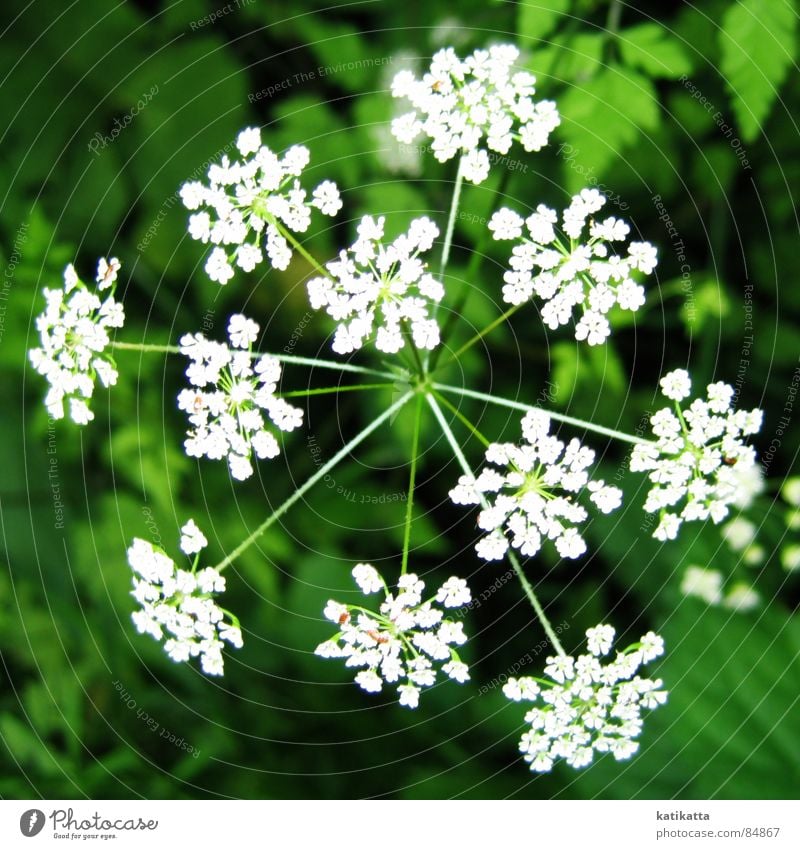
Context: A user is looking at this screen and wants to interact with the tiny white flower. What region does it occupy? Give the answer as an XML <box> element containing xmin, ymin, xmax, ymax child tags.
<box><xmin>586</xmin><ymin>624</ymin><xmax>615</xmax><ymax>657</ymax></box>
<box><xmin>680</xmin><ymin>566</ymin><xmax>723</xmax><ymax>605</ymax></box>
<box><xmin>355</xmin><ymin>669</ymin><xmax>383</xmax><ymax>693</ymax></box>
<box><xmin>398</xmin><ymin>684</ymin><xmax>420</xmax><ymax>708</ymax></box>
<box><xmin>236</xmin><ymin>126</ymin><xmax>262</xmax><ymax>156</ymax></box>
<box><xmin>352</xmin><ymin>563</ymin><xmax>383</xmax><ymax>594</ymax></box>
<box><xmin>781</xmin><ymin>478</ymin><xmax>800</xmax><ymax>507</ymax></box>
<box><xmin>721</xmin><ymin>517</ymin><xmax>757</xmax><ymax>552</ymax></box>
<box><xmin>488</xmin><ymin>208</ymin><xmax>524</xmax><ymax>241</ymax></box>
<box><xmin>180</xmin><ymin>519</ymin><xmax>208</xmax><ymax>555</ymax></box>
<box><xmin>660</xmin><ymin>368</ymin><xmax>692</xmax><ymax>401</ymax></box>
<box><xmin>780</xmin><ymin>544</ymin><xmax>800</xmax><ymax>573</ymax></box>
<box><xmin>723</xmin><ymin>582</ymin><xmax>760</xmax><ymax>612</ymax></box>
<box><xmin>227</xmin><ymin>314</ymin><xmax>259</xmax><ymax>349</ymax></box>
<box><xmin>442</xmin><ymin>660</ymin><xmax>470</xmax><ymax>682</ymax></box>
<box><xmin>435</xmin><ymin>576</ymin><xmax>471</xmax><ymax>607</ymax></box>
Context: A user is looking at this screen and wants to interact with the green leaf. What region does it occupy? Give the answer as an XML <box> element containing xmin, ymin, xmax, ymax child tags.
<box><xmin>619</xmin><ymin>22</ymin><xmax>693</xmax><ymax>79</ymax></box>
<box><xmin>517</xmin><ymin>0</ymin><xmax>570</xmax><ymax>43</ymax></box>
<box><xmin>719</xmin><ymin>0</ymin><xmax>797</xmax><ymax>142</ymax></box>
<box><xmin>299</xmin><ymin>19</ymin><xmax>382</xmax><ymax>93</ymax></box>
<box><xmin>558</xmin><ymin>65</ymin><xmax>660</xmax><ymax>190</ymax></box>
<box><xmin>529</xmin><ymin>32</ymin><xmax>605</xmax><ymax>83</ymax></box>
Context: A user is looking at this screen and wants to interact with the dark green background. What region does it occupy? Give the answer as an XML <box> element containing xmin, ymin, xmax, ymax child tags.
<box><xmin>1</xmin><ymin>0</ymin><xmax>799</xmax><ymax>799</ymax></box>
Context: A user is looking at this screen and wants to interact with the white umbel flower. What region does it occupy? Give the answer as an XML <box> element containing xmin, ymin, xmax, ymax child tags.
<box><xmin>29</xmin><ymin>258</ymin><xmax>125</xmax><ymax>425</ymax></box>
<box><xmin>503</xmin><ymin>624</ymin><xmax>667</xmax><ymax>772</ymax></box>
<box><xmin>180</xmin><ymin>519</ymin><xmax>208</xmax><ymax>555</ymax></box>
<box><xmin>307</xmin><ymin>215</ymin><xmax>444</xmax><ymax>355</ymax></box>
<box><xmin>722</xmin><ymin>582</ymin><xmax>760</xmax><ymax>612</ymax></box>
<box><xmin>181</xmin><ymin>126</ymin><xmax>342</xmax><ymax>283</ymax></box>
<box><xmin>680</xmin><ymin>566</ymin><xmax>723</xmax><ymax>605</ymax></box>
<box><xmin>631</xmin><ymin>370</ymin><xmax>764</xmax><ymax>541</ymax></box>
<box><xmin>449</xmin><ymin>409</ymin><xmax>622</xmax><ymax>562</ymax></box>
<box><xmin>391</xmin><ymin>45</ymin><xmax>560</xmax><ymax>184</ymax></box>
<box><xmin>178</xmin><ymin>314</ymin><xmax>303</xmax><ymax>480</ymax></box>
<box><xmin>316</xmin><ymin>565</ymin><xmax>472</xmax><ymax>707</ymax></box>
<box><xmin>127</xmin><ymin>522</ymin><xmax>242</xmax><ymax>675</ymax></box>
<box><xmin>489</xmin><ymin>190</ymin><xmax>657</xmax><ymax>344</ymax></box>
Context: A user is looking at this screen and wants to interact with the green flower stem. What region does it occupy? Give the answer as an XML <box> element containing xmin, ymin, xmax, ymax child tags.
<box><xmin>111</xmin><ymin>340</ymin><xmax>395</xmax><ymax>380</ymax></box>
<box><xmin>431</xmin><ymin>389</ymin><xmax>491</xmax><ymax>448</ymax></box>
<box><xmin>213</xmin><ymin>391</ymin><xmax>413</xmax><ymax>573</ymax></box>
<box><xmin>273</xmin><ymin>355</ymin><xmax>394</xmax><ymax>380</ymax></box>
<box><xmin>400</xmin><ymin>394</ymin><xmax>424</xmax><ymax>576</ymax></box>
<box><xmin>429</xmin><ymin>164</ymin><xmax>512</xmax><ymax>373</ymax></box>
<box><xmin>111</xmin><ymin>341</ymin><xmax>180</xmax><ymax>354</ymax></box>
<box><xmin>439</xmin><ymin>155</ymin><xmax>466</xmax><ymax>283</ymax></box>
<box><xmin>277</xmin><ymin>382</ymin><xmax>394</xmax><ymax>399</ymax></box>
<box><xmin>433</xmin><ymin>382</ymin><xmax>652</xmax><ymax>446</ymax></box>
<box><xmin>424</xmin><ymin>154</ymin><xmax>466</xmax><ymax>371</ymax></box>
<box><xmin>504</xmin><ymin>548</ymin><xmax>567</xmax><ymax>657</ymax></box>
<box><xmin>272</xmin><ymin>220</ymin><xmax>333</xmax><ymax>280</ymax></box>
<box><xmin>425</xmin><ymin>393</ymin><xmax>567</xmax><ymax>656</ymax></box>
<box><xmin>437</xmin><ymin>303</ymin><xmax>522</xmax><ymax>371</ymax></box>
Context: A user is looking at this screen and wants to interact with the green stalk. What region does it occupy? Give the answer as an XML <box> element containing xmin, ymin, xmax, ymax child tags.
<box><xmin>438</xmin><ymin>155</ymin><xmax>466</xmax><ymax>283</ymax></box>
<box><xmin>431</xmin><ymin>390</ymin><xmax>491</xmax><ymax>448</ymax></box>
<box><xmin>111</xmin><ymin>341</ymin><xmax>180</xmax><ymax>354</ymax></box>
<box><xmin>424</xmin><ymin>155</ymin><xmax>466</xmax><ymax>371</ymax></box>
<box><xmin>400</xmin><ymin>394</ymin><xmax>424</xmax><ymax>576</ymax></box>
<box><xmin>425</xmin><ymin>393</ymin><xmax>567</xmax><ymax>655</ymax></box>
<box><xmin>277</xmin><ymin>382</ymin><xmax>394</xmax><ymax>399</ymax></box>
<box><xmin>213</xmin><ymin>392</ymin><xmax>413</xmax><ymax>572</ymax></box>
<box><xmin>436</xmin><ymin>303</ymin><xmax>522</xmax><ymax>371</ymax></box>
<box><xmin>111</xmin><ymin>340</ymin><xmax>395</xmax><ymax>380</ymax></box>
<box><xmin>272</xmin><ymin>220</ymin><xmax>333</xmax><ymax>280</ymax></box>
<box><xmin>433</xmin><ymin>382</ymin><xmax>652</xmax><ymax>446</ymax></box>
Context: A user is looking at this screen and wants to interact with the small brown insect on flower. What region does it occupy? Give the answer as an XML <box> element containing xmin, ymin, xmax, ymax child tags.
<box><xmin>102</xmin><ymin>258</ymin><xmax>120</xmax><ymax>286</ymax></box>
<box><xmin>366</xmin><ymin>629</ymin><xmax>389</xmax><ymax>644</ymax></box>
<box><xmin>338</xmin><ymin>611</ymin><xmax>351</xmax><ymax>626</ymax></box>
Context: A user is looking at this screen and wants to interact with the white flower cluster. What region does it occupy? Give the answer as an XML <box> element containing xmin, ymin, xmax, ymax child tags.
<box><xmin>721</xmin><ymin>516</ymin><xmax>764</xmax><ymax>565</ymax></box>
<box><xmin>391</xmin><ymin>45</ymin><xmax>560</xmax><ymax>184</ymax></box>
<box><xmin>307</xmin><ymin>215</ymin><xmax>444</xmax><ymax>354</ymax></box>
<box><xmin>178</xmin><ymin>314</ymin><xmax>303</xmax><ymax>480</ymax></box>
<box><xmin>29</xmin><ymin>258</ymin><xmax>125</xmax><ymax>425</ymax></box>
<box><xmin>680</xmin><ymin>566</ymin><xmax>760</xmax><ymax>612</ymax></box>
<box><xmin>315</xmin><ymin>565</ymin><xmax>471</xmax><ymax>708</ymax></box>
<box><xmin>503</xmin><ymin>625</ymin><xmax>667</xmax><ymax>772</ymax></box>
<box><xmin>180</xmin><ymin>126</ymin><xmax>342</xmax><ymax>284</ymax></box>
<box><xmin>449</xmin><ymin>409</ymin><xmax>622</xmax><ymax>561</ymax></box>
<box><xmin>631</xmin><ymin>369</ymin><xmax>764</xmax><ymax>541</ymax></box>
<box><xmin>128</xmin><ymin>520</ymin><xmax>243</xmax><ymax>676</ymax></box>
<box><xmin>489</xmin><ymin>190</ymin><xmax>658</xmax><ymax>344</ymax></box>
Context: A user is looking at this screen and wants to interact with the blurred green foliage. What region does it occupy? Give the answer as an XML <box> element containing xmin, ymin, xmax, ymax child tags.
<box><xmin>1</xmin><ymin>0</ymin><xmax>799</xmax><ymax>799</ymax></box>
